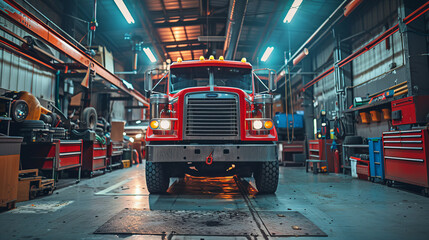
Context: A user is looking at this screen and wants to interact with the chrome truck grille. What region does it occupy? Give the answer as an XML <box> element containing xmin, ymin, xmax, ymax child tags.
<box><xmin>184</xmin><ymin>92</ymin><xmax>239</xmax><ymax>140</ymax></box>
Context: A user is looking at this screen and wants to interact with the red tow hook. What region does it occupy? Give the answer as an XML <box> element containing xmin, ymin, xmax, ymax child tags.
<box><xmin>206</xmin><ymin>150</ymin><xmax>214</xmax><ymax>165</ymax></box>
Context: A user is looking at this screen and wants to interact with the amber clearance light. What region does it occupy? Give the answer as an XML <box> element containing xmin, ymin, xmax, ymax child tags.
<box><xmin>264</xmin><ymin>120</ymin><xmax>273</xmax><ymax>130</ymax></box>
<box><xmin>150</xmin><ymin>120</ymin><xmax>159</xmax><ymax>129</ymax></box>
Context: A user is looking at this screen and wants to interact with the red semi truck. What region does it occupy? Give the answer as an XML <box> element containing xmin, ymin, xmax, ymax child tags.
<box><xmin>145</xmin><ymin>57</ymin><xmax>279</xmax><ymax>194</ymax></box>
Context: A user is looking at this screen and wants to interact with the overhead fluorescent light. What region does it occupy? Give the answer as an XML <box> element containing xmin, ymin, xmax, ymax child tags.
<box><xmin>114</xmin><ymin>0</ymin><xmax>135</xmax><ymax>24</ymax></box>
<box><xmin>143</xmin><ymin>47</ymin><xmax>157</xmax><ymax>62</ymax></box>
<box><xmin>261</xmin><ymin>47</ymin><xmax>274</xmax><ymax>62</ymax></box>
<box><xmin>283</xmin><ymin>0</ymin><xmax>303</xmax><ymax>23</ymax></box>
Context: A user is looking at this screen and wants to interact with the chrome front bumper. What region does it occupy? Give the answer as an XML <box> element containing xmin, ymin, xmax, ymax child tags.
<box><xmin>147</xmin><ymin>143</ymin><xmax>277</xmax><ymax>162</ymax></box>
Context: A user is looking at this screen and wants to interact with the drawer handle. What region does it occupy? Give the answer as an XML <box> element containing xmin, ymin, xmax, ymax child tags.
<box><xmin>385</xmin><ymin>156</ymin><xmax>424</xmax><ymax>162</ymax></box>
<box><xmin>310</xmin><ymin>149</ymin><xmax>319</xmax><ymax>152</ymax></box>
<box><xmin>383</xmin><ymin>140</ymin><xmax>423</xmax><ymax>144</ymax></box>
<box><xmin>60</xmin><ymin>141</ymin><xmax>82</xmax><ymax>145</ymax></box>
<box><xmin>93</xmin><ymin>156</ymin><xmax>106</xmax><ymax>160</ymax></box>
<box><xmin>59</xmin><ymin>151</ymin><xmax>82</xmax><ymax>157</ymax></box>
<box><xmin>309</xmin><ymin>154</ymin><xmax>320</xmax><ymax>158</ymax></box>
<box><xmin>383</xmin><ymin>130</ymin><xmax>422</xmax><ymax>134</ymax></box>
<box><xmin>384</xmin><ymin>146</ymin><xmax>423</xmax><ymax>150</ymax></box>
<box><xmin>383</xmin><ymin>135</ymin><xmax>422</xmax><ymax>139</ymax></box>
<box><xmin>373</xmin><ymin>151</ymin><xmax>380</xmax><ymax>153</ymax></box>
<box><xmin>94</xmin><ymin>148</ymin><xmax>107</xmax><ymax>150</ymax></box>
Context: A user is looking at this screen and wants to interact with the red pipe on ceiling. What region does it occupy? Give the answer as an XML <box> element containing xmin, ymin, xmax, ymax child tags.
<box><xmin>344</xmin><ymin>0</ymin><xmax>364</xmax><ymax>17</ymax></box>
<box><xmin>293</xmin><ymin>48</ymin><xmax>309</xmax><ymax>66</ymax></box>
<box><xmin>302</xmin><ymin>1</ymin><xmax>429</xmax><ymax>92</ymax></box>
<box><xmin>0</xmin><ymin>38</ymin><xmax>57</xmax><ymax>71</ymax></box>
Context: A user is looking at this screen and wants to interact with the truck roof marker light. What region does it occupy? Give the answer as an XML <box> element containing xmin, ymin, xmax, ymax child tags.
<box><xmin>219</xmin><ymin>56</ymin><xmax>224</xmax><ymax>61</ymax></box>
<box><xmin>241</xmin><ymin>58</ymin><xmax>247</xmax><ymax>63</ymax></box>
<box><xmin>283</xmin><ymin>0</ymin><xmax>303</xmax><ymax>23</ymax></box>
<box><xmin>209</xmin><ymin>55</ymin><xmax>215</xmax><ymax>60</ymax></box>
<box><xmin>199</xmin><ymin>56</ymin><xmax>205</xmax><ymax>61</ymax></box>
<box><xmin>261</xmin><ymin>47</ymin><xmax>274</xmax><ymax>62</ymax></box>
<box><xmin>114</xmin><ymin>0</ymin><xmax>135</xmax><ymax>24</ymax></box>
<box><xmin>177</xmin><ymin>57</ymin><xmax>182</xmax><ymax>63</ymax></box>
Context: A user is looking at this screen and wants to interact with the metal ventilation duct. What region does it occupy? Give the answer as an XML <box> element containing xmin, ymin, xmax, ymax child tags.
<box><xmin>223</xmin><ymin>0</ymin><xmax>248</xmax><ymax>60</ymax></box>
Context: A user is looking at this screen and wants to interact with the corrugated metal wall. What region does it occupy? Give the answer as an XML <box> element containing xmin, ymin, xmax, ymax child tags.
<box><xmin>308</xmin><ymin>0</ymin><xmax>402</xmax><ymax>138</ymax></box>
<box><xmin>351</xmin><ymin>0</ymin><xmax>402</xmax><ymax>89</ymax></box>
<box><xmin>0</xmin><ymin>15</ymin><xmax>57</xmax><ymax>101</ymax></box>
<box><xmin>313</xmin><ymin>39</ymin><xmax>336</xmax><ymax>119</ymax></box>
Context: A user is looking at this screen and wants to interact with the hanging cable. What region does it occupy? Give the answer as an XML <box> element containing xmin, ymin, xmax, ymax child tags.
<box><xmin>285</xmin><ymin>67</ymin><xmax>290</xmax><ymax>143</ymax></box>
<box><xmin>288</xmin><ymin>65</ymin><xmax>294</xmax><ymax>143</ymax></box>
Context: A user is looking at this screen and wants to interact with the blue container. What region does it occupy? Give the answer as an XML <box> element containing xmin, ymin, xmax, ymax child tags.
<box><xmin>368</xmin><ymin>137</ymin><xmax>385</xmax><ymax>181</ymax></box>
<box><xmin>273</xmin><ymin>113</ymin><xmax>304</xmax><ymax>129</ymax></box>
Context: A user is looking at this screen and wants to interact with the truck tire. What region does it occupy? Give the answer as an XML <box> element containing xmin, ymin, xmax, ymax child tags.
<box><xmin>254</xmin><ymin>161</ymin><xmax>279</xmax><ymax>194</ymax></box>
<box><xmin>145</xmin><ymin>161</ymin><xmax>169</xmax><ymax>194</ymax></box>
<box><xmin>81</xmin><ymin>107</ymin><xmax>97</xmax><ymax>130</ymax></box>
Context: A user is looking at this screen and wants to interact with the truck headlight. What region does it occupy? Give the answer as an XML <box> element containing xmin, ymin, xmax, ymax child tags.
<box><xmin>160</xmin><ymin>120</ymin><xmax>171</xmax><ymax>130</ymax></box>
<box><xmin>251</xmin><ymin>119</ymin><xmax>274</xmax><ymax>130</ymax></box>
<box><xmin>253</xmin><ymin>120</ymin><xmax>263</xmax><ymax>130</ymax></box>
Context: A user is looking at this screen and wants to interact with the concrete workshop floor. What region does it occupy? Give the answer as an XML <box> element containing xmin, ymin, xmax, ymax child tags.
<box><xmin>1</xmin><ymin>164</ymin><xmax>429</xmax><ymax>240</ymax></box>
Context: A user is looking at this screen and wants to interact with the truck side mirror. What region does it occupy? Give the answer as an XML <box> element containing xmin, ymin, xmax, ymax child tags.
<box><xmin>144</xmin><ymin>70</ymin><xmax>153</xmax><ymax>98</ymax></box>
<box><xmin>268</xmin><ymin>69</ymin><xmax>277</xmax><ymax>92</ymax></box>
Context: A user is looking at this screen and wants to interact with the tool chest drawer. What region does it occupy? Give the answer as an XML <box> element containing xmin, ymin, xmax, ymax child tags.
<box><xmin>308</xmin><ymin>140</ymin><xmax>320</xmax><ymax>159</ymax></box>
<box><xmin>383</xmin><ymin>129</ymin><xmax>429</xmax><ymax>187</ymax></box>
<box><xmin>58</xmin><ymin>140</ymin><xmax>82</xmax><ymax>170</ymax></box>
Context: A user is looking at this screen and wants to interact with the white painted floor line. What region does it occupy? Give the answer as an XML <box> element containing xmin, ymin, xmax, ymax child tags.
<box><xmin>95</xmin><ymin>178</ymin><xmax>134</xmax><ymax>195</ymax></box>
<box><xmin>94</xmin><ymin>193</ymin><xmax>150</xmax><ymax>196</ymax></box>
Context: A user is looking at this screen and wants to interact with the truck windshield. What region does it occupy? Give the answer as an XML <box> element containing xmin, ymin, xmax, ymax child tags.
<box><xmin>170</xmin><ymin>66</ymin><xmax>252</xmax><ymax>93</ymax></box>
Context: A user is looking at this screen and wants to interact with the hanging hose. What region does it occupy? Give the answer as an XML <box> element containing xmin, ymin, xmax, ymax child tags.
<box><xmin>285</xmin><ymin>69</ymin><xmax>290</xmax><ymax>142</ymax></box>
<box><xmin>288</xmin><ymin>66</ymin><xmax>294</xmax><ymax>143</ymax></box>
<box><xmin>95</xmin><ymin>134</ymin><xmax>106</xmax><ymax>145</ymax></box>
<box><xmin>333</xmin><ymin>117</ymin><xmax>346</xmax><ymax>140</ymax></box>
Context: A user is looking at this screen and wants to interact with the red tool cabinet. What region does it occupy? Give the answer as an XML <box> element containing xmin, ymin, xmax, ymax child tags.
<box><xmin>308</xmin><ymin>139</ymin><xmax>334</xmax><ymax>172</ymax></box>
<box><xmin>107</xmin><ymin>141</ymin><xmax>123</xmax><ymax>169</ymax></box>
<box><xmin>82</xmin><ymin>141</ymin><xmax>107</xmax><ymax>177</ymax></box>
<box><xmin>383</xmin><ymin>128</ymin><xmax>429</xmax><ymax>190</ymax></box>
<box><xmin>20</xmin><ymin>140</ymin><xmax>83</xmax><ymax>183</ymax></box>
<box><xmin>391</xmin><ymin>95</ymin><xmax>429</xmax><ymax>126</ymax></box>
<box><xmin>279</xmin><ymin>141</ymin><xmax>306</xmax><ymax>166</ymax></box>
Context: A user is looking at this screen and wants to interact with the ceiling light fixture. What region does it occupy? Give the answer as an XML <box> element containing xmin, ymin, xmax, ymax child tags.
<box><xmin>261</xmin><ymin>47</ymin><xmax>274</xmax><ymax>62</ymax></box>
<box><xmin>114</xmin><ymin>0</ymin><xmax>135</xmax><ymax>24</ymax></box>
<box><xmin>283</xmin><ymin>0</ymin><xmax>303</xmax><ymax>23</ymax></box>
<box><xmin>143</xmin><ymin>47</ymin><xmax>157</xmax><ymax>62</ymax></box>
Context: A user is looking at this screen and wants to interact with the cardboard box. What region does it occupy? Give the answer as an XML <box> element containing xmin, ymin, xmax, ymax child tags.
<box><xmin>111</xmin><ymin>121</ymin><xmax>125</xmax><ymax>142</ymax></box>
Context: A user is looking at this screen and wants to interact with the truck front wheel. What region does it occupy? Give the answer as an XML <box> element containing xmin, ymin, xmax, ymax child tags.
<box><xmin>254</xmin><ymin>161</ymin><xmax>279</xmax><ymax>194</ymax></box>
<box><xmin>145</xmin><ymin>161</ymin><xmax>170</xmax><ymax>194</ymax></box>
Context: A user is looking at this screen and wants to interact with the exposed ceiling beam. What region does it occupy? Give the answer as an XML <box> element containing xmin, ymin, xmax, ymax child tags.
<box><xmin>165</xmin><ymin>44</ymin><xmax>207</xmax><ymax>52</ymax></box>
<box><xmin>133</xmin><ymin>0</ymin><xmax>168</xmax><ymax>61</ymax></box>
<box><xmin>152</xmin><ymin>17</ymin><xmax>226</xmax><ymax>28</ymax></box>
<box><xmin>161</xmin><ymin>39</ymin><xmax>200</xmax><ymax>46</ymax></box>
<box><xmin>149</xmin><ymin>8</ymin><xmax>200</xmax><ymax>19</ymax></box>
<box><xmin>251</xmin><ymin>0</ymin><xmax>285</xmax><ymax>62</ymax></box>
<box><xmin>223</xmin><ymin>0</ymin><xmax>249</xmax><ymax>60</ymax></box>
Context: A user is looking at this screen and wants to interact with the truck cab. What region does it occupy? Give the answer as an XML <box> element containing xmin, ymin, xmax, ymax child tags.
<box><xmin>145</xmin><ymin>57</ymin><xmax>279</xmax><ymax>194</ymax></box>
